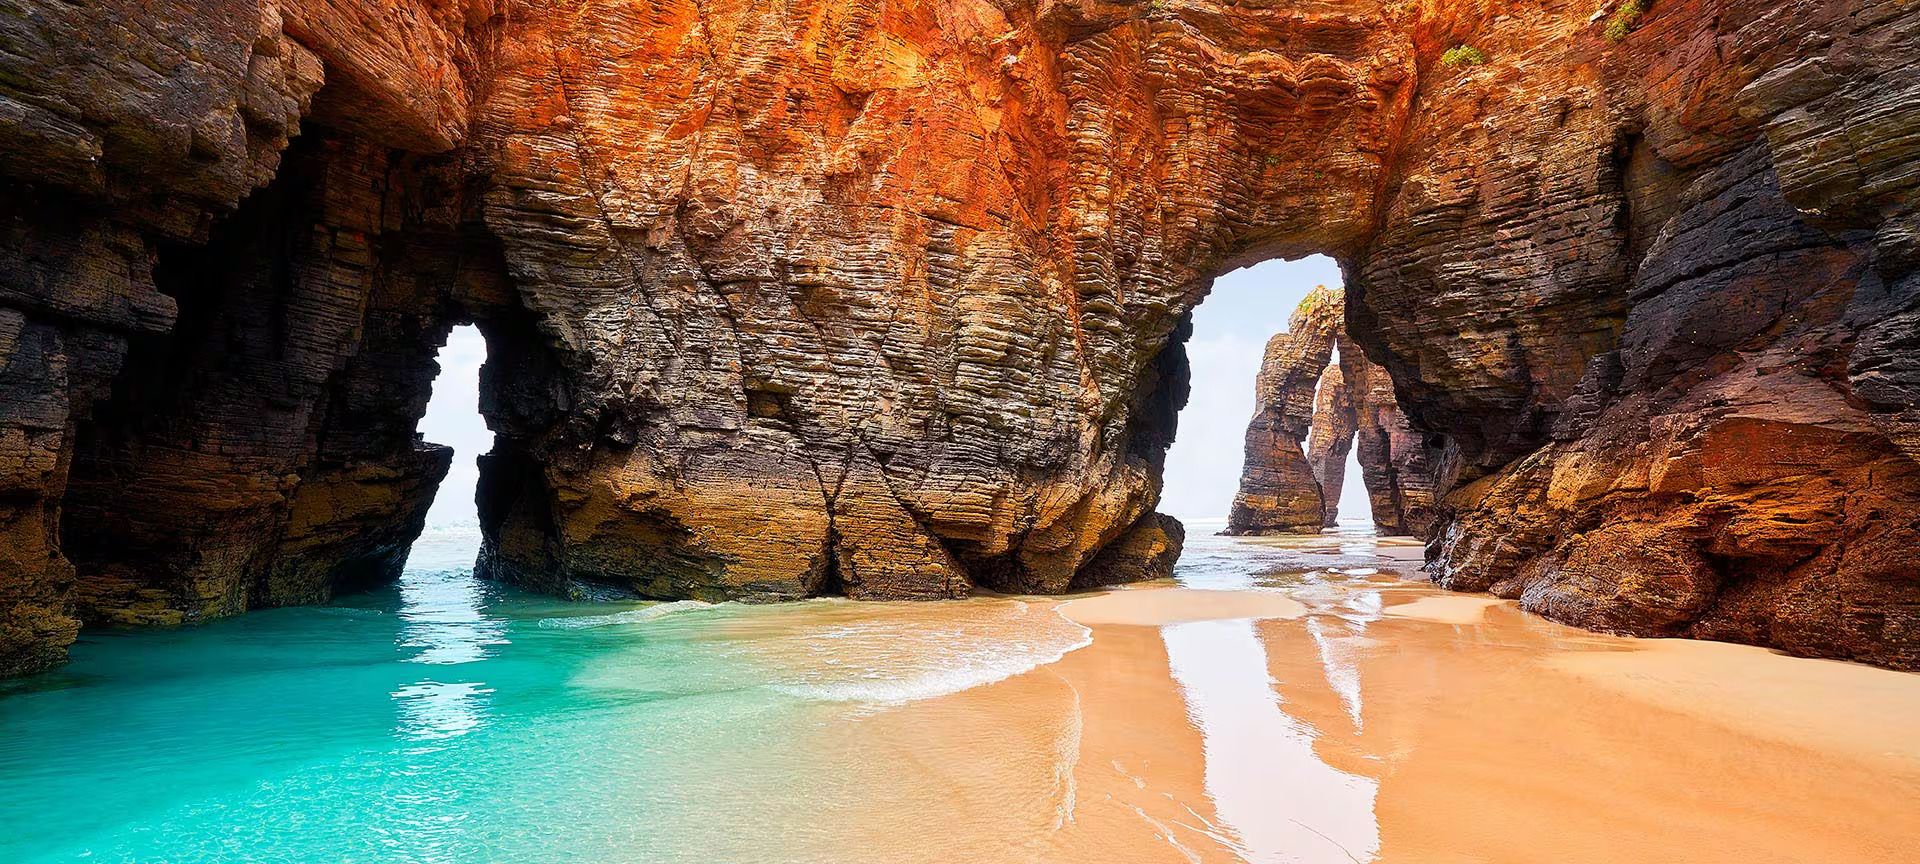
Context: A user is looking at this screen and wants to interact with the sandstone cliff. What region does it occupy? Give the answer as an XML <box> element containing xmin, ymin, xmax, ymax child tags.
<box><xmin>1</xmin><ymin>0</ymin><xmax>1915</xmax><ymax>674</ymax></box>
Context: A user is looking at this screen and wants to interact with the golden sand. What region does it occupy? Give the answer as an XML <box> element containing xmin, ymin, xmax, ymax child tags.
<box><xmin>1549</xmin><ymin>636</ymin><xmax>1920</xmax><ymax>769</ymax></box>
<box><xmin>1057</xmin><ymin>585</ymin><xmax>1308</xmax><ymax>626</ymax></box>
<box><xmin>1380</xmin><ymin>594</ymin><xmax>1504</xmax><ymax>624</ymax></box>
<box><xmin>777</xmin><ymin>542</ymin><xmax>1920</xmax><ymax>863</ymax></box>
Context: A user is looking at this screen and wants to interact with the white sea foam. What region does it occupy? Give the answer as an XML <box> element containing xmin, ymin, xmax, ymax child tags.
<box><xmin>764</xmin><ymin>600</ymin><xmax>1093</xmax><ymax>707</ymax></box>
<box><xmin>535</xmin><ymin>600</ymin><xmax>716</xmax><ymax>630</ymax></box>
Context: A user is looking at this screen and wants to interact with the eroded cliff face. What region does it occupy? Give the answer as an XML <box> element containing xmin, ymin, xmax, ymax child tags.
<box><xmin>1357</xmin><ymin>0</ymin><xmax>1920</xmax><ymax>669</ymax></box>
<box><xmin>459</xmin><ymin>0</ymin><xmax>1416</xmax><ymax>601</ymax></box>
<box><xmin>2</xmin><ymin>0</ymin><xmax>1916</xmax><ymax>673</ymax></box>
<box><xmin>0</xmin><ymin>0</ymin><xmax>495</xmax><ymax>674</ymax></box>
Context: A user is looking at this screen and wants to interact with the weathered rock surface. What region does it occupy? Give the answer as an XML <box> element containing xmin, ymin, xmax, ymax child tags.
<box><xmin>0</xmin><ymin>0</ymin><xmax>1915</xmax><ymax>673</ymax></box>
<box><xmin>1342</xmin><ymin>346</ymin><xmax>1437</xmax><ymax>537</ymax></box>
<box><xmin>1073</xmin><ymin>512</ymin><xmax>1185</xmax><ymax>589</ymax></box>
<box><xmin>1306</xmin><ymin>362</ymin><xmax>1357</xmax><ymax>529</ymax></box>
<box><xmin>1227</xmin><ymin>285</ymin><xmax>1341</xmax><ymax>535</ymax></box>
<box><xmin>1228</xmin><ymin>285</ymin><xmax>1437</xmax><ymax>536</ymax></box>
<box><xmin>0</xmin><ymin>0</ymin><xmax>490</xmax><ymax>674</ymax></box>
<box><xmin>1360</xmin><ymin>0</ymin><xmax>1920</xmax><ymax>670</ymax></box>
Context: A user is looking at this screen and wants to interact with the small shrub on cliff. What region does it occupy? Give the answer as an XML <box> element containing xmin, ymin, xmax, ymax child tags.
<box><xmin>1605</xmin><ymin>0</ymin><xmax>1648</xmax><ymax>42</ymax></box>
<box><xmin>1440</xmin><ymin>45</ymin><xmax>1488</xmax><ymax>67</ymax></box>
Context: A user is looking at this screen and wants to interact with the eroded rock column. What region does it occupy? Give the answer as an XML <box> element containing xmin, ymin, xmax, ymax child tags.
<box><xmin>1227</xmin><ymin>286</ymin><xmax>1342</xmax><ymax>535</ymax></box>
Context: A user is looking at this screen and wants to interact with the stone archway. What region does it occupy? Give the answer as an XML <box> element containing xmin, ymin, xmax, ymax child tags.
<box><xmin>1</xmin><ymin>0</ymin><xmax>1917</xmax><ymax>675</ymax></box>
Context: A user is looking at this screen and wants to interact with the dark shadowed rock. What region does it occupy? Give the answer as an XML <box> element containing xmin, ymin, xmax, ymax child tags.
<box><xmin>1074</xmin><ymin>513</ymin><xmax>1186</xmax><ymax>589</ymax></box>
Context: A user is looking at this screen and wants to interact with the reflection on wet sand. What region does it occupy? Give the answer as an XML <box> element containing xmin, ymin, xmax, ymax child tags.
<box><xmin>1165</xmin><ymin>618</ymin><xmax>1379</xmax><ymax>862</ymax></box>
<box><xmin>810</xmin><ymin>529</ymin><xmax>1920</xmax><ymax>863</ymax></box>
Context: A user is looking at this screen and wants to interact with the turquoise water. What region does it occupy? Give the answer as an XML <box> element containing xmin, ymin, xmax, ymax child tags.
<box><xmin>0</xmin><ymin>525</ymin><xmax>1092</xmax><ymax>863</ymax></box>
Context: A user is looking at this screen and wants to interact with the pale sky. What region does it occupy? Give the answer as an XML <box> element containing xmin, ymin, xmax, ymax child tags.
<box><xmin>419</xmin><ymin>325</ymin><xmax>490</xmax><ymax>528</ymax></box>
<box><xmin>417</xmin><ymin>254</ymin><xmax>1368</xmax><ymax>529</ymax></box>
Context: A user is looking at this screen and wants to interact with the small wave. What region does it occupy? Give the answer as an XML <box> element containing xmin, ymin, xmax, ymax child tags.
<box><xmin>535</xmin><ymin>601</ymin><xmax>716</xmax><ymax>630</ymax></box>
<box><xmin>765</xmin><ymin>601</ymin><xmax>1093</xmax><ymax>706</ymax></box>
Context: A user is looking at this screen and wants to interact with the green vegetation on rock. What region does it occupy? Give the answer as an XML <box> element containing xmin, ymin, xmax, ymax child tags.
<box><xmin>1441</xmin><ymin>45</ymin><xmax>1488</xmax><ymax>67</ymax></box>
<box><xmin>1606</xmin><ymin>0</ymin><xmax>1648</xmax><ymax>42</ymax></box>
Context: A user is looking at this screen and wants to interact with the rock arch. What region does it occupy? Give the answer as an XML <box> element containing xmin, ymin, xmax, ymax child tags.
<box><xmin>0</xmin><ymin>0</ymin><xmax>1916</xmax><ymax>674</ymax></box>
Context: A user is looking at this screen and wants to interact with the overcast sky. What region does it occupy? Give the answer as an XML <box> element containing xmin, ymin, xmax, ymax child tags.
<box><xmin>417</xmin><ymin>254</ymin><xmax>1366</xmax><ymax>529</ymax></box>
<box><xmin>419</xmin><ymin>326</ymin><xmax>490</xmax><ymax>528</ymax></box>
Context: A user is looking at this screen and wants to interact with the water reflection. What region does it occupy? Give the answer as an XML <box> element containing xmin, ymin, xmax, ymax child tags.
<box><xmin>397</xmin><ymin>568</ymin><xmax>509</xmax><ymax>665</ymax></box>
<box><xmin>393</xmin><ymin>680</ymin><xmax>496</xmax><ymax>742</ymax></box>
<box><xmin>1164</xmin><ymin>618</ymin><xmax>1381</xmax><ymax>863</ymax></box>
<box><xmin>391</xmin><ymin>568</ymin><xmax>508</xmax><ymax>742</ymax></box>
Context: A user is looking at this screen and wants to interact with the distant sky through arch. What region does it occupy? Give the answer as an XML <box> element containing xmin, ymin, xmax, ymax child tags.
<box><xmin>1159</xmin><ymin>255</ymin><xmax>1369</xmax><ymax>525</ymax></box>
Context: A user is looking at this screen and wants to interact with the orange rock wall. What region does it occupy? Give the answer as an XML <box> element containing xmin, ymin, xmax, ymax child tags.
<box><xmin>1</xmin><ymin>0</ymin><xmax>1916</xmax><ymax>673</ymax></box>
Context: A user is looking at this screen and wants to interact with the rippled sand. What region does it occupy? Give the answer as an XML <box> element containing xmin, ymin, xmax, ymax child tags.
<box><xmin>765</xmin><ymin>529</ymin><xmax>1920</xmax><ymax>864</ymax></box>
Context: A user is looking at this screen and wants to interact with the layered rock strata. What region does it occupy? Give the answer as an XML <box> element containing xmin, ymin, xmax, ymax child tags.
<box><xmin>1227</xmin><ymin>286</ymin><xmax>1437</xmax><ymax>537</ymax></box>
<box><xmin>1306</xmin><ymin>362</ymin><xmax>1357</xmax><ymax>529</ymax></box>
<box><xmin>1365</xmin><ymin>0</ymin><xmax>1920</xmax><ymax>670</ymax></box>
<box><xmin>1342</xmin><ymin>347</ymin><xmax>1438</xmax><ymax>537</ymax></box>
<box><xmin>0</xmin><ymin>0</ymin><xmax>1914</xmax><ymax>673</ymax></box>
<box><xmin>0</xmin><ymin>0</ymin><xmax>493</xmax><ymax>674</ymax></box>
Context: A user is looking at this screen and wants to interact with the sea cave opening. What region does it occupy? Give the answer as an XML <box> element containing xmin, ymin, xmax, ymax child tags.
<box><xmin>409</xmin><ymin>324</ymin><xmax>494</xmax><ymax>574</ymax></box>
<box><xmin>1161</xmin><ymin>254</ymin><xmax>1374</xmax><ymax>534</ymax></box>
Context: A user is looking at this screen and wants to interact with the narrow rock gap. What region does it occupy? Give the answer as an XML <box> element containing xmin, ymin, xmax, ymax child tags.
<box><xmin>408</xmin><ymin>324</ymin><xmax>491</xmax><ymax>574</ymax></box>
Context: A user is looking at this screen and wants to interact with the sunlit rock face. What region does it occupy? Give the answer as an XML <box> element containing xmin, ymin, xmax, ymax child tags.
<box><xmin>460</xmin><ymin>0</ymin><xmax>1414</xmax><ymax>600</ymax></box>
<box><xmin>2</xmin><ymin>0</ymin><xmax>1917</xmax><ymax>673</ymax></box>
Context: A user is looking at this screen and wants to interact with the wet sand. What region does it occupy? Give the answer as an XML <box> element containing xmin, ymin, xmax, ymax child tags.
<box><xmin>789</xmin><ymin>532</ymin><xmax>1920</xmax><ymax>863</ymax></box>
<box><xmin>1058</xmin><ymin>586</ymin><xmax>1307</xmax><ymax>625</ymax></box>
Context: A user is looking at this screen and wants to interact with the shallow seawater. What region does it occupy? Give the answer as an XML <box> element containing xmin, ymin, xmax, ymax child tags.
<box><xmin>4</xmin><ymin>519</ymin><xmax>1918</xmax><ymax>863</ymax></box>
<box><xmin>0</xmin><ymin>524</ymin><xmax>1090</xmax><ymax>863</ymax></box>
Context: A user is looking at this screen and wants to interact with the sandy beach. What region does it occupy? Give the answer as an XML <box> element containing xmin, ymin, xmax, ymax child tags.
<box><xmin>780</xmin><ymin>532</ymin><xmax>1920</xmax><ymax>863</ymax></box>
<box><xmin>10</xmin><ymin>527</ymin><xmax>1917</xmax><ymax>863</ymax></box>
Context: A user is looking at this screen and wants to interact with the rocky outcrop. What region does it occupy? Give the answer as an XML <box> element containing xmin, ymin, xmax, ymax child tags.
<box><xmin>1306</xmin><ymin>362</ymin><xmax>1358</xmax><ymax>529</ymax></box>
<box><xmin>1228</xmin><ymin>285</ymin><xmax>1437</xmax><ymax>537</ymax></box>
<box><xmin>1354</xmin><ymin>0</ymin><xmax>1920</xmax><ymax>670</ymax></box>
<box><xmin>1342</xmin><ymin>347</ymin><xmax>1437</xmax><ymax>537</ymax></box>
<box><xmin>1</xmin><ymin>0</ymin><xmax>1916</xmax><ymax>673</ymax></box>
<box><xmin>0</xmin><ymin>0</ymin><xmax>491</xmax><ymax>674</ymax></box>
<box><xmin>1073</xmin><ymin>512</ymin><xmax>1185</xmax><ymax>589</ymax></box>
<box><xmin>452</xmin><ymin>0</ymin><xmax>1412</xmax><ymax>603</ymax></box>
<box><xmin>1226</xmin><ymin>286</ymin><xmax>1343</xmax><ymax>534</ymax></box>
